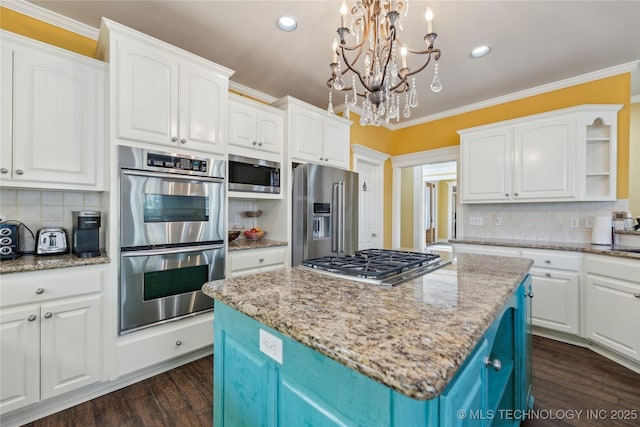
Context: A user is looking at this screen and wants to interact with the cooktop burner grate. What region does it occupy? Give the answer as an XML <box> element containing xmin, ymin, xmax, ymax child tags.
<box><xmin>301</xmin><ymin>249</ymin><xmax>444</xmax><ymax>280</ymax></box>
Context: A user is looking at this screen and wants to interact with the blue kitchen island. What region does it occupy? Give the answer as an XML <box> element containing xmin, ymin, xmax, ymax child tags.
<box><xmin>203</xmin><ymin>253</ymin><xmax>534</xmax><ymax>426</ymax></box>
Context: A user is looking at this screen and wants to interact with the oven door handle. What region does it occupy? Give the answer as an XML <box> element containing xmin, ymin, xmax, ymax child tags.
<box><xmin>122</xmin><ymin>169</ymin><xmax>224</xmax><ymax>184</ymax></box>
<box><xmin>121</xmin><ymin>244</ymin><xmax>224</xmax><ymax>257</ymax></box>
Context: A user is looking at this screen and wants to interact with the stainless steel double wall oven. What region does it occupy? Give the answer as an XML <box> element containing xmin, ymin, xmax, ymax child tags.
<box><xmin>119</xmin><ymin>147</ymin><xmax>225</xmax><ymax>334</ymax></box>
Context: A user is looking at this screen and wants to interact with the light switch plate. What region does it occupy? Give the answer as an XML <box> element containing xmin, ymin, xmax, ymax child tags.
<box><xmin>259</xmin><ymin>329</ymin><xmax>283</xmax><ymax>364</ymax></box>
<box><xmin>570</xmin><ymin>217</ymin><xmax>579</xmax><ymax>228</ymax></box>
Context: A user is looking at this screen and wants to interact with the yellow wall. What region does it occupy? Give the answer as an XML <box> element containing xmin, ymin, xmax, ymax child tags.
<box><xmin>0</xmin><ymin>7</ymin><xmax>98</xmax><ymax>58</ymax></box>
<box><xmin>437</xmin><ymin>180</ymin><xmax>455</xmax><ymax>240</ymax></box>
<box><xmin>399</xmin><ymin>167</ymin><xmax>414</xmax><ymax>248</ymax></box>
<box><xmin>630</xmin><ymin>102</ymin><xmax>640</xmax><ymax>216</ymax></box>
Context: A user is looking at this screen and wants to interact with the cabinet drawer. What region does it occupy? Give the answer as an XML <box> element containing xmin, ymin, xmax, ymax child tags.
<box><xmin>0</xmin><ymin>265</ymin><xmax>106</xmax><ymax>308</ymax></box>
<box><xmin>116</xmin><ymin>312</ymin><xmax>213</xmax><ymax>377</ymax></box>
<box><xmin>584</xmin><ymin>254</ymin><xmax>640</xmax><ymax>283</ymax></box>
<box><xmin>521</xmin><ymin>249</ymin><xmax>581</xmax><ymax>271</ymax></box>
<box><xmin>230</xmin><ymin>247</ymin><xmax>285</xmax><ymax>272</ymax></box>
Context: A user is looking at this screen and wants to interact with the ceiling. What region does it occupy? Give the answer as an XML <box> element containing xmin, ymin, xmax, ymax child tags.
<box><xmin>25</xmin><ymin>0</ymin><xmax>640</xmax><ymax>126</ymax></box>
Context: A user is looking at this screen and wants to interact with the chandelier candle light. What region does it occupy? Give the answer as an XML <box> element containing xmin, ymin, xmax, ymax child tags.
<box><xmin>327</xmin><ymin>0</ymin><xmax>442</xmax><ymax>126</ymax></box>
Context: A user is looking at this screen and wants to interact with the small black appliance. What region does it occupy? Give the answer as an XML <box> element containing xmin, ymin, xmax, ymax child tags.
<box><xmin>72</xmin><ymin>211</ymin><xmax>101</xmax><ymax>258</ymax></box>
<box><xmin>0</xmin><ymin>223</ymin><xmax>21</xmax><ymax>260</ymax></box>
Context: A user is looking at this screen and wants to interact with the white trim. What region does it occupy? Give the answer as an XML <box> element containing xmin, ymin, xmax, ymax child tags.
<box><xmin>413</xmin><ymin>167</ymin><xmax>423</xmax><ymax>250</ymax></box>
<box><xmin>352</xmin><ymin>145</ymin><xmax>388</xmax><ymax>249</ymax></box>
<box><xmin>2</xmin><ymin>0</ymin><xmax>99</xmax><ymax>39</ymax></box>
<box><xmin>394</xmin><ymin>61</ymin><xmax>640</xmax><ymax>129</ymax></box>
<box><xmin>632</xmin><ymin>95</ymin><xmax>640</xmax><ymax>104</ymax></box>
<box><xmin>229</xmin><ymin>80</ymin><xmax>278</xmax><ymax>104</ymax></box>
<box><xmin>391</xmin><ymin>145</ymin><xmax>460</xmax><ymax>169</ymax></box>
<box><xmin>351</xmin><ymin>144</ymin><xmax>390</xmax><ymax>164</ymax></box>
<box><xmin>392</xmin><ymin>167</ymin><xmax>402</xmax><ymax>248</ymax></box>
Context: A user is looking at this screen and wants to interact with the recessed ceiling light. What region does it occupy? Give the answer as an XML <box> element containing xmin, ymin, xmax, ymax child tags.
<box><xmin>277</xmin><ymin>16</ymin><xmax>297</xmax><ymax>32</ymax></box>
<box><xmin>470</xmin><ymin>45</ymin><xmax>491</xmax><ymax>58</ymax></box>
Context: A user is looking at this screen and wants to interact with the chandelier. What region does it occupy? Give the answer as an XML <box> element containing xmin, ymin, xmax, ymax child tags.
<box><xmin>327</xmin><ymin>0</ymin><xmax>442</xmax><ymax>126</ymax></box>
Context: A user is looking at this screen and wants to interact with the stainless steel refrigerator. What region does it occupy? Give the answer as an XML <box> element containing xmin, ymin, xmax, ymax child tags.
<box><xmin>292</xmin><ymin>163</ymin><xmax>358</xmax><ymax>266</ymax></box>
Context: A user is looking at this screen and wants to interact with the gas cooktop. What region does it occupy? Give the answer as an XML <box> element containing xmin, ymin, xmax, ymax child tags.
<box><xmin>301</xmin><ymin>249</ymin><xmax>451</xmax><ymax>286</ymax></box>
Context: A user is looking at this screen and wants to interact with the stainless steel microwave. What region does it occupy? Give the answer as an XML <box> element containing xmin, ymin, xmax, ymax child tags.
<box><xmin>228</xmin><ymin>154</ymin><xmax>280</xmax><ymax>194</ymax></box>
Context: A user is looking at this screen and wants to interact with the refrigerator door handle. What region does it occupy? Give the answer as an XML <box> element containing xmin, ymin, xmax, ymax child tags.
<box><xmin>332</xmin><ymin>182</ymin><xmax>340</xmax><ymax>253</ymax></box>
<box><xmin>339</xmin><ymin>182</ymin><xmax>346</xmax><ymax>253</ymax></box>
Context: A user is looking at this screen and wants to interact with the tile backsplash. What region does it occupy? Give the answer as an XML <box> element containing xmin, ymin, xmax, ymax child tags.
<box><xmin>461</xmin><ymin>200</ymin><xmax>630</xmax><ymax>244</ymax></box>
<box><xmin>0</xmin><ymin>189</ymin><xmax>108</xmax><ymax>253</ymax></box>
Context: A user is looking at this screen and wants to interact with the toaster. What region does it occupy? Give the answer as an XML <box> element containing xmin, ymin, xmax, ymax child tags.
<box><xmin>36</xmin><ymin>227</ymin><xmax>69</xmax><ymax>255</ymax></box>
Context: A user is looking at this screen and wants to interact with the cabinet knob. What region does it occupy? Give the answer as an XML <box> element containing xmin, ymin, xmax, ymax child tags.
<box><xmin>258</xmin><ymin>141</ymin><xmax>263</xmax><ymax>147</ymax></box>
<box><xmin>505</xmin><ymin>193</ymin><xmax>509</xmax><ymax>197</ymax></box>
<box><xmin>15</xmin><ymin>169</ymin><xmax>24</xmax><ymax>175</ymax></box>
<box><xmin>372</xmin><ymin>233</ymin><xmax>377</xmax><ymax>237</ymax></box>
<box><xmin>35</xmin><ymin>288</ymin><xmax>45</xmax><ymax>294</ymax></box>
<box><xmin>324</xmin><ymin>157</ymin><xmax>329</xmax><ymax>161</ymax></box>
<box><xmin>319</xmin><ymin>157</ymin><xmax>324</xmax><ymax>161</ymax></box>
<box><xmin>528</xmin><ymin>291</ymin><xmax>534</xmax><ymax>298</ymax></box>
<box><xmin>514</xmin><ymin>193</ymin><xmax>519</xmax><ymax>196</ymax></box>
<box><xmin>634</xmin><ymin>293</ymin><xmax>640</xmax><ymax>298</ymax></box>
<box><xmin>545</xmin><ymin>272</ymin><xmax>551</xmax><ymax>277</ymax></box>
<box><xmin>259</xmin><ymin>257</ymin><xmax>264</xmax><ymax>263</ymax></box>
<box><xmin>171</xmin><ymin>137</ymin><xmax>178</xmax><ymax>142</ymax></box>
<box><xmin>176</xmin><ymin>340</ymin><xmax>182</xmax><ymax>346</ymax></box>
<box><xmin>180</xmin><ymin>138</ymin><xmax>187</xmax><ymax>144</ymax></box>
<box><xmin>253</xmin><ymin>141</ymin><xmax>258</xmax><ymax>146</ymax></box>
<box><xmin>44</xmin><ymin>312</ymin><xmax>53</xmax><ymax>319</ymax></box>
<box><xmin>0</xmin><ymin>168</ymin><xmax>8</xmax><ymax>174</ymax></box>
<box><xmin>27</xmin><ymin>315</ymin><xmax>37</xmax><ymax>322</ymax></box>
<box><xmin>484</xmin><ymin>357</ymin><xmax>502</xmax><ymax>371</ymax></box>
<box><xmin>544</xmin><ymin>259</ymin><xmax>551</xmax><ymax>264</ymax></box>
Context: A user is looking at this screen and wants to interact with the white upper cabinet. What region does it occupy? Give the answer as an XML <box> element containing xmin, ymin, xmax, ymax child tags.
<box><xmin>459</xmin><ymin>104</ymin><xmax>621</xmax><ymax>203</ymax></box>
<box><xmin>98</xmin><ymin>18</ymin><xmax>234</xmax><ymax>155</ymax></box>
<box><xmin>228</xmin><ymin>94</ymin><xmax>283</xmax><ymax>160</ymax></box>
<box><xmin>273</xmin><ymin>96</ymin><xmax>351</xmax><ymax>170</ymax></box>
<box><xmin>0</xmin><ymin>31</ymin><xmax>105</xmax><ymax>191</ymax></box>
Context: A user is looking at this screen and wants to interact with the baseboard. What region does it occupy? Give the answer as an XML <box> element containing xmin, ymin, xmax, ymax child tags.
<box><xmin>0</xmin><ymin>347</ymin><xmax>212</xmax><ymax>427</ymax></box>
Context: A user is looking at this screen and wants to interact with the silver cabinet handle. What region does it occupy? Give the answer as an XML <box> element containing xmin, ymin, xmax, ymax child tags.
<box><xmin>171</xmin><ymin>137</ymin><xmax>178</xmax><ymax>142</ymax></box>
<box><xmin>545</xmin><ymin>259</ymin><xmax>551</xmax><ymax>264</ymax></box>
<box><xmin>528</xmin><ymin>291</ymin><xmax>534</xmax><ymax>298</ymax></box>
<box><xmin>258</xmin><ymin>141</ymin><xmax>263</xmax><ymax>147</ymax></box>
<box><xmin>319</xmin><ymin>157</ymin><xmax>324</xmax><ymax>161</ymax></box>
<box><xmin>44</xmin><ymin>312</ymin><xmax>53</xmax><ymax>319</ymax></box>
<box><xmin>372</xmin><ymin>233</ymin><xmax>377</xmax><ymax>237</ymax></box>
<box><xmin>15</xmin><ymin>169</ymin><xmax>24</xmax><ymax>175</ymax></box>
<box><xmin>634</xmin><ymin>293</ymin><xmax>640</xmax><ymax>298</ymax></box>
<box><xmin>545</xmin><ymin>273</ymin><xmax>551</xmax><ymax>277</ymax></box>
<box><xmin>28</xmin><ymin>315</ymin><xmax>37</xmax><ymax>322</ymax></box>
<box><xmin>259</xmin><ymin>257</ymin><xmax>264</xmax><ymax>263</ymax></box>
<box><xmin>484</xmin><ymin>357</ymin><xmax>502</xmax><ymax>371</ymax></box>
<box><xmin>514</xmin><ymin>193</ymin><xmax>519</xmax><ymax>196</ymax></box>
<box><xmin>0</xmin><ymin>168</ymin><xmax>8</xmax><ymax>174</ymax></box>
<box><xmin>180</xmin><ymin>138</ymin><xmax>187</xmax><ymax>144</ymax></box>
<box><xmin>253</xmin><ymin>141</ymin><xmax>258</xmax><ymax>146</ymax></box>
<box><xmin>325</xmin><ymin>157</ymin><xmax>329</xmax><ymax>161</ymax></box>
<box><xmin>35</xmin><ymin>288</ymin><xmax>45</xmax><ymax>294</ymax></box>
<box><xmin>505</xmin><ymin>193</ymin><xmax>509</xmax><ymax>197</ymax></box>
<box><xmin>176</xmin><ymin>340</ymin><xmax>182</xmax><ymax>346</ymax></box>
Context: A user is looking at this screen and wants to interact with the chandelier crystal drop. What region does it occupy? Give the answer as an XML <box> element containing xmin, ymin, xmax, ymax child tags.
<box><xmin>327</xmin><ymin>0</ymin><xmax>442</xmax><ymax>126</ymax></box>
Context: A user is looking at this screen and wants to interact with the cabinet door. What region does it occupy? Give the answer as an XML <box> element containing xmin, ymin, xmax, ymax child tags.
<box><xmin>228</xmin><ymin>100</ymin><xmax>257</xmax><ymax>149</ymax></box>
<box><xmin>1</xmin><ymin>43</ymin><xmax>12</xmax><ymax>182</ymax></box>
<box><xmin>117</xmin><ymin>38</ymin><xmax>179</xmax><ymax>146</ymax></box>
<box><xmin>585</xmin><ymin>273</ymin><xmax>640</xmax><ymax>361</ymax></box>
<box><xmin>179</xmin><ymin>61</ymin><xmax>226</xmax><ymax>154</ymax></box>
<box><xmin>40</xmin><ymin>294</ymin><xmax>102</xmax><ymax>400</ymax></box>
<box><xmin>461</xmin><ymin>128</ymin><xmax>512</xmax><ymax>202</ymax></box>
<box><xmin>0</xmin><ymin>306</ymin><xmax>40</xmax><ymax>413</ymax></box>
<box><xmin>513</xmin><ymin>115</ymin><xmax>576</xmax><ymax>200</ymax></box>
<box><xmin>530</xmin><ymin>268</ymin><xmax>579</xmax><ymax>334</ymax></box>
<box><xmin>439</xmin><ymin>338</ymin><xmax>489</xmax><ymax>426</ymax></box>
<box><xmin>291</xmin><ymin>108</ymin><xmax>323</xmax><ymax>163</ymax></box>
<box><xmin>323</xmin><ymin>119</ymin><xmax>350</xmax><ymax>169</ymax></box>
<box><xmin>11</xmin><ymin>48</ymin><xmax>102</xmax><ymax>187</ymax></box>
<box><xmin>256</xmin><ymin>110</ymin><xmax>283</xmax><ymax>155</ymax></box>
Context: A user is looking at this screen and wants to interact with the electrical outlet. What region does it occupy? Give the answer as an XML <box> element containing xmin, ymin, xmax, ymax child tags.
<box><xmin>494</xmin><ymin>213</ymin><xmax>502</xmax><ymax>226</ymax></box>
<box><xmin>585</xmin><ymin>216</ymin><xmax>594</xmax><ymax>228</ymax></box>
<box><xmin>469</xmin><ymin>216</ymin><xmax>483</xmax><ymax>226</ymax></box>
<box><xmin>570</xmin><ymin>217</ymin><xmax>579</xmax><ymax>228</ymax></box>
<box><xmin>259</xmin><ymin>329</ymin><xmax>283</xmax><ymax>364</ymax></box>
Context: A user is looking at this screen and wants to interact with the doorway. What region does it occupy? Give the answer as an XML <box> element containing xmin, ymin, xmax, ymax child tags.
<box><xmin>424</xmin><ymin>182</ymin><xmax>435</xmax><ymax>244</ymax></box>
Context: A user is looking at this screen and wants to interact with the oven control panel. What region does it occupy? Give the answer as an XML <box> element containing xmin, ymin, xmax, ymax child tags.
<box><xmin>147</xmin><ymin>152</ymin><xmax>208</xmax><ymax>174</ymax></box>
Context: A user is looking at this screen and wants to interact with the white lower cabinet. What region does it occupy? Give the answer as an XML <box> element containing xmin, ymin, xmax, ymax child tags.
<box><xmin>0</xmin><ymin>266</ymin><xmax>106</xmax><ymax>414</ymax></box>
<box><xmin>584</xmin><ymin>254</ymin><xmax>640</xmax><ymax>361</ymax></box>
<box><xmin>229</xmin><ymin>247</ymin><xmax>286</xmax><ymax>277</ymax></box>
<box><xmin>522</xmin><ymin>249</ymin><xmax>581</xmax><ymax>335</ymax></box>
<box><xmin>116</xmin><ymin>312</ymin><xmax>213</xmax><ymax>377</ymax></box>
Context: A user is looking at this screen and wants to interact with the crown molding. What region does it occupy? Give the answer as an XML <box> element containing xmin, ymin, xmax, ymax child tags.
<box><xmin>391</xmin><ymin>145</ymin><xmax>459</xmax><ymax>169</ymax></box>
<box><xmin>228</xmin><ymin>81</ymin><xmax>278</xmax><ymax>105</ymax></box>
<box><xmin>351</xmin><ymin>144</ymin><xmax>390</xmax><ymax>164</ymax></box>
<box><xmin>395</xmin><ymin>60</ymin><xmax>640</xmax><ymax>129</ymax></box>
<box><xmin>2</xmin><ymin>0</ymin><xmax>99</xmax><ymax>39</ymax></box>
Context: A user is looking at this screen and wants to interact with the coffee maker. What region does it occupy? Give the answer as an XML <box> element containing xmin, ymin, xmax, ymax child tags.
<box><xmin>72</xmin><ymin>211</ymin><xmax>101</xmax><ymax>258</ymax></box>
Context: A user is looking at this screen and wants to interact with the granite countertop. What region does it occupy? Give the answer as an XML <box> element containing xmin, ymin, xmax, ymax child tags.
<box><xmin>203</xmin><ymin>253</ymin><xmax>533</xmax><ymax>400</ymax></box>
<box><xmin>450</xmin><ymin>238</ymin><xmax>640</xmax><ymax>260</ymax></box>
<box><xmin>0</xmin><ymin>252</ymin><xmax>111</xmax><ymax>274</ymax></box>
<box><xmin>615</xmin><ymin>229</ymin><xmax>640</xmax><ymax>236</ymax></box>
<box><xmin>228</xmin><ymin>238</ymin><xmax>288</xmax><ymax>251</ymax></box>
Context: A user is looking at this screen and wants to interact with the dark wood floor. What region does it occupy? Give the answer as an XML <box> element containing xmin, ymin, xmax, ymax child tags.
<box><xmin>26</xmin><ymin>336</ymin><xmax>640</xmax><ymax>426</ymax></box>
